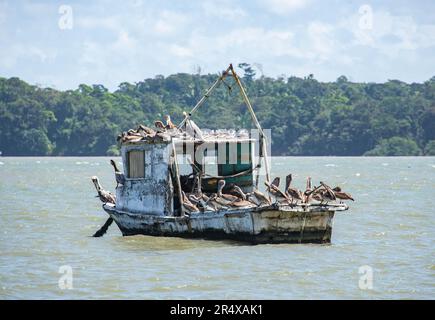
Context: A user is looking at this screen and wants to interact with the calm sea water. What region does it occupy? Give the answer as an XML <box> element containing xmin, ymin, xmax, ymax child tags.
<box><xmin>0</xmin><ymin>157</ymin><xmax>434</xmax><ymax>299</ymax></box>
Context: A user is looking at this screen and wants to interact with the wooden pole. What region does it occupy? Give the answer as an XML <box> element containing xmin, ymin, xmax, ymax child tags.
<box><xmin>171</xmin><ymin>141</ymin><xmax>185</xmax><ymax>216</ymax></box>
<box><xmin>229</xmin><ymin>64</ymin><xmax>271</xmax><ymax>184</ymax></box>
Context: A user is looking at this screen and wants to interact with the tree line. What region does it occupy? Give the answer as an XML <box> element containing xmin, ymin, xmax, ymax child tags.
<box><xmin>0</xmin><ymin>64</ymin><xmax>434</xmax><ymax>156</ymax></box>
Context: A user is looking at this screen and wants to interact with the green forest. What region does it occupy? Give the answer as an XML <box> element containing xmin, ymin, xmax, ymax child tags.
<box><xmin>1</xmin><ymin>64</ymin><xmax>434</xmax><ymax>156</ymax></box>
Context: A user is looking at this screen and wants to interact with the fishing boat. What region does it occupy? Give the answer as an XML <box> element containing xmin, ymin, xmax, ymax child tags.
<box><xmin>91</xmin><ymin>64</ymin><xmax>349</xmax><ymax>244</ymax></box>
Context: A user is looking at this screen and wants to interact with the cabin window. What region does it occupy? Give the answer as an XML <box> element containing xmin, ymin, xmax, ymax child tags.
<box><xmin>128</xmin><ymin>150</ymin><xmax>145</xmax><ymax>178</ymax></box>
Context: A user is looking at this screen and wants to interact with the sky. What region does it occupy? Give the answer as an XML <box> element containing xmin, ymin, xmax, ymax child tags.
<box><xmin>0</xmin><ymin>0</ymin><xmax>434</xmax><ymax>90</ymax></box>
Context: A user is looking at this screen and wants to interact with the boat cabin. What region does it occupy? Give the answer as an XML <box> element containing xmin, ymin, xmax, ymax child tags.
<box><xmin>116</xmin><ymin>132</ymin><xmax>256</xmax><ymax>217</ymax></box>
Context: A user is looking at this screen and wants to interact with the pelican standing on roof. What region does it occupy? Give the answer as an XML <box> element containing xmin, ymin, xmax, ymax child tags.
<box><xmin>164</xmin><ymin>115</ymin><xmax>176</xmax><ymax>129</ymax></box>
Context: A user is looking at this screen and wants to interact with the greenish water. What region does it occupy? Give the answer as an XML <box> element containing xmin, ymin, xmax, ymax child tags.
<box><xmin>0</xmin><ymin>157</ymin><xmax>434</xmax><ymax>299</ymax></box>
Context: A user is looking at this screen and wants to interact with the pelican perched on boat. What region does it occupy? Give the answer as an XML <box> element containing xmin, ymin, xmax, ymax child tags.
<box><xmin>154</xmin><ymin>120</ymin><xmax>165</xmax><ymax>130</ymax></box>
<box><xmin>271</xmin><ymin>177</ymin><xmax>280</xmax><ymax>188</ymax></box>
<box><xmin>207</xmin><ymin>194</ymin><xmax>229</xmax><ymax>211</ymax></box>
<box><xmin>311</xmin><ymin>186</ymin><xmax>324</xmax><ymax>202</ymax></box>
<box><xmin>91</xmin><ymin>176</ymin><xmax>116</xmax><ymax>204</ymax></box>
<box><xmin>303</xmin><ymin>177</ymin><xmax>313</xmax><ymax>203</ymax></box>
<box><xmin>183</xmin><ymin>111</ymin><xmax>204</xmax><ymax>140</ymax></box>
<box><xmin>332</xmin><ymin>187</ymin><xmax>354</xmax><ymax>202</ymax></box>
<box><xmin>252</xmin><ymin>189</ymin><xmax>271</xmax><ymax>206</ymax></box>
<box><xmin>136</xmin><ymin>124</ymin><xmax>155</xmax><ymax>136</ymax></box>
<box><xmin>217</xmin><ymin>180</ymin><xmax>239</xmax><ymax>203</ymax></box>
<box><xmin>229</xmin><ymin>185</ymin><xmax>247</xmax><ymax>200</ymax></box>
<box><xmin>285</xmin><ymin>174</ymin><xmax>303</xmax><ymax>205</ymax></box>
<box><xmin>228</xmin><ymin>185</ymin><xmax>256</xmax><ymax>207</ymax></box>
<box><xmin>188</xmin><ymin>194</ymin><xmax>214</xmax><ymax>212</ymax></box>
<box><xmin>164</xmin><ymin>115</ymin><xmax>176</xmax><ymax>129</ymax></box>
<box><xmin>320</xmin><ymin>182</ymin><xmax>336</xmax><ymax>204</ymax></box>
<box><xmin>181</xmin><ymin>191</ymin><xmax>199</xmax><ymax>213</ymax></box>
<box><xmin>264</xmin><ymin>179</ymin><xmax>290</xmax><ymax>203</ymax></box>
<box><xmin>110</xmin><ymin>159</ymin><xmax>125</xmax><ymax>188</ymax></box>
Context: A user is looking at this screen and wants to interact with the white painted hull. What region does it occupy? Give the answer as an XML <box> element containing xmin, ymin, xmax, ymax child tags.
<box><xmin>102</xmin><ymin>203</ymin><xmax>348</xmax><ymax>244</ymax></box>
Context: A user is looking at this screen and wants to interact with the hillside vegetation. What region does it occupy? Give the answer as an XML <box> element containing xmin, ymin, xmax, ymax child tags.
<box><xmin>1</xmin><ymin>64</ymin><xmax>434</xmax><ymax>156</ymax></box>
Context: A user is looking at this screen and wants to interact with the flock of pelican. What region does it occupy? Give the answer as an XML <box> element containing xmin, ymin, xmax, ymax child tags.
<box><xmin>180</xmin><ymin>174</ymin><xmax>354</xmax><ymax>214</ymax></box>
<box><xmin>91</xmin><ymin>161</ymin><xmax>354</xmax><ymax>215</ymax></box>
<box><xmin>116</xmin><ymin>114</ymin><xmax>251</xmax><ymax>145</ymax></box>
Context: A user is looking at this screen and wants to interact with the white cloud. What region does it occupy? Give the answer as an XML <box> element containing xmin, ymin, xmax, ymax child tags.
<box><xmin>341</xmin><ymin>9</ymin><xmax>435</xmax><ymax>58</ymax></box>
<box><xmin>76</xmin><ymin>16</ymin><xmax>122</xmax><ymax>31</ymax></box>
<box><xmin>202</xmin><ymin>1</ymin><xmax>247</xmax><ymax>20</ymax></box>
<box><xmin>0</xmin><ymin>44</ymin><xmax>57</xmax><ymax>69</ymax></box>
<box><xmin>153</xmin><ymin>10</ymin><xmax>189</xmax><ymax>35</ymax></box>
<box><xmin>261</xmin><ymin>0</ymin><xmax>310</xmax><ymax>14</ymax></box>
<box><xmin>169</xmin><ymin>44</ymin><xmax>193</xmax><ymax>58</ymax></box>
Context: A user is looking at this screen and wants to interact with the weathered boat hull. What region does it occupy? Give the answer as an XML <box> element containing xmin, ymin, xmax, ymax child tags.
<box><xmin>102</xmin><ymin>203</ymin><xmax>346</xmax><ymax>244</ymax></box>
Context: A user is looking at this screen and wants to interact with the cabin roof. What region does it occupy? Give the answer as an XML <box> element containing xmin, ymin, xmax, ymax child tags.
<box><xmin>120</xmin><ymin>128</ymin><xmax>255</xmax><ymax>146</ymax></box>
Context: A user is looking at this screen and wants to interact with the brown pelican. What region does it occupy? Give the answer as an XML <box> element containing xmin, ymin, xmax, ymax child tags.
<box><xmin>264</xmin><ymin>181</ymin><xmax>290</xmax><ymax>203</ymax></box>
<box><xmin>303</xmin><ymin>177</ymin><xmax>313</xmax><ymax>203</ymax></box>
<box><xmin>217</xmin><ymin>180</ymin><xmax>239</xmax><ymax>203</ymax></box>
<box><xmin>271</xmin><ymin>177</ymin><xmax>280</xmax><ymax>188</ymax></box>
<box><xmin>188</xmin><ymin>194</ymin><xmax>214</xmax><ymax>212</ymax></box>
<box><xmin>110</xmin><ymin>159</ymin><xmax>125</xmax><ymax>188</ymax></box>
<box><xmin>91</xmin><ymin>176</ymin><xmax>116</xmax><ymax>204</ymax></box>
<box><xmin>154</xmin><ymin>120</ymin><xmax>165</xmax><ymax>129</ymax></box>
<box><xmin>164</xmin><ymin>115</ymin><xmax>176</xmax><ymax>129</ymax></box>
<box><xmin>181</xmin><ymin>191</ymin><xmax>199</xmax><ymax>213</ymax></box>
<box><xmin>311</xmin><ymin>187</ymin><xmax>324</xmax><ymax>202</ymax></box>
<box><xmin>230</xmin><ymin>185</ymin><xmax>247</xmax><ymax>200</ymax></box>
<box><xmin>320</xmin><ymin>182</ymin><xmax>336</xmax><ymax>204</ymax></box>
<box><xmin>332</xmin><ymin>186</ymin><xmax>354</xmax><ymax>202</ymax></box>
<box><xmin>207</xmin><ymin>194</ymin><xmax>229</xmax><ymax>211</ymax></box>
<box><xmin>228</xmin><ymin>185</ymin><xmax>256</xmax><ymax>207</ymax></box>
<box><xmin>285</xmin><ymin>174</ymin><xmax>303</xmax><ymax>205</ymax></box>
<box><xmin>136</xmin><ymin>125</ymin><xmax>155</xmax><ymax>138</ymax></box>
<box><xmin>252</xmin><ymin>189</ymin><xmax>271</xmax><ymax>206</ymax></box>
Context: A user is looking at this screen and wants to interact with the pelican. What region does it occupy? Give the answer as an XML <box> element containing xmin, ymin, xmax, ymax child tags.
<box><xmin>207</xmin><ymin>194</ymin><xmax>229</xmax><ymax>211</ymax></box>
<box><xmin>188</xmin><ymin>194</ymin><xmax>214</xmax><ymax>212</ymax></box>
<box><xmin>252</xmin><ymin>189</ymin><xmax>271</xmax><ymax>206</ymax></box>
<box><xmin>320</xmin><ymin>182</ymin><xmax>336</xmax><ymax>204</ymax></box>
<box><xmin>183</xmin><ymin>111</ymin><xmax>204</xmax><ymax>140</ymax></box>
<box><xmin>164</xmin><ymin>115</ymin><xmax>176</xmax><ymax>129</ymax></box>
<box><xmin>110</xmin><ymin>159</ymin><xmax>125</xmax><ymax>188</ymax></box>
<box><xmin>91</xmin><ymin>176</ymin><xmax>116</xmax><ymax>204</ymax></box>
<box><xmin>217</xmin><ymin>180</ymin><xmax>239</xmax><ymax>203</ymax></box>
<box><xmin>332</xmin><ymin>186</ymin><xmax>354</xmax><ymax>202</ymax></box>
<box><xmin>154</xmin><ymin>120</ymin><xmax>165</xmax><ymax>129</ymax></box>
<box><xmin>228</xmin><ymin>185</ymin><xmax>256</xmax><ymax>207</ymax></box>
<box><xmin>303</xmin><ymin>177</ymin><xmax>313</xmax><ymax>203</ymax></box>
<box><xmin>181</xmin><ymin>191</ymin><xmax>199</xmax><ymax>213</ymax></box>
<box><xmin>285</xmin><ymin>174</ymin><xmax>303</xmax><ymax>205</ymax></box>
<box><xmin>271</xmin><ymin>177</ymin><xmax>280</xmax><ymax>188</ymax></box>
<box><xmin>230</xmin><ymin>185</ymin><xmax>247</xmax><ymax>200</ymax></box>
<box><xmin>136</xmin><ymin>124</ymin><xmax>155</xmax><ymax>136</ymax></box>
<box><xmin>264</xmin><ymin>181</ymin><xmax>290</xmax><ymax>203</ymax></box>
<box><xmin>311</xmin><ymin>187</ymin><xmax>324</xmax><ymax>202</ymax></box>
